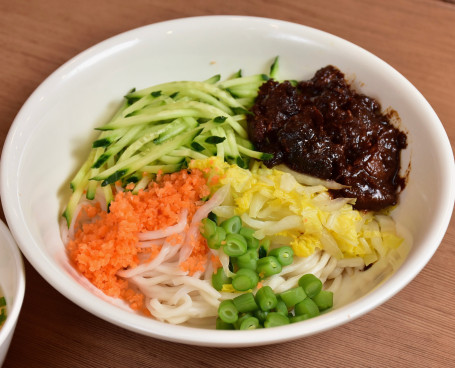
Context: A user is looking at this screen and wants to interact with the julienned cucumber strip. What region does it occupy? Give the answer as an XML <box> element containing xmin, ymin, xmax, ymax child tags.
<box><xmin>204</xmin><ymin>74</ymin><xmax>221</xmax><ymax>84</ymax></box>
<box><xmin>269</xmin><ymin>56</ymin><xmax>279</xmax><ymax>79</ymax></box>
<box><xmin>117</xmin><ymin>123</ymin><xmax>173</xmax><ymax>163</ymax></box>
<box><xmin>64</xmin><ymin>57</ymin><xmax>280</xmax><ymax>227</ymax></box>
<box><xmin>217</xmin><ymin>74</ymin><xmax>269</xmax><ymax>89</ymax></box>
<box><xmin>92</xmin><ymin>128</ymin><xmax>203</xmax><ymax>185</ymax></box>
<box><xmin>126</xmin><ymin>81</ymin><xmax>242</xmax><ymax>109</ymax></box>
<box><xmin>153</xmin><ymin>116</ymin><xmax>199</xmax><ymax>144</ymax></box>
<box><xmin>64</xmin><ymin>171</ymin><xmax>90</xmax><ymax>226</ymax></box>
<box><xmin>92</xmin><ymin>125</ymin><xmax>144</xmax><ymax>168</ymax></box>
<box><xmin>99</xmin><ymin>100</ymin><xmax>248</xmax><ymax>139</ymax></box>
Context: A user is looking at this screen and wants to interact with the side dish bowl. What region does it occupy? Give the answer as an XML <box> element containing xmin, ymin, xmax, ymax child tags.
<box><xmin>1</xmin><ymin>16</ymin><xmax>454</xmax><ymax>347</ymax></box>
<box><xmin>0</xmin><ymin>220</ymin><xmax>25</xmax><ymax>365</ymax></box>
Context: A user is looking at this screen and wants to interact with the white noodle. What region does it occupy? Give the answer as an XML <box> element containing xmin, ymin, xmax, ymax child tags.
<box><xmin>138</xmin><ymin>209</ymin><xmax>188</xmax><ymax>241</ymax></box>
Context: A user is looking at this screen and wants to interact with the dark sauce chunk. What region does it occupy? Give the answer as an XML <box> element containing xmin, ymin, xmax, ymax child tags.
<box><xmin>247</xmin><ymin>65</ymin><xmax>408</xmax><ymax>211</ymax></box>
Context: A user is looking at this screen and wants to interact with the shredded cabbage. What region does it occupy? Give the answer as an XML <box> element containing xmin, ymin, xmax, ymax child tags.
<box><xmin>189</xmin><ymin>157</ymin><xmax>403</xmax><ymax>265</ymax></box>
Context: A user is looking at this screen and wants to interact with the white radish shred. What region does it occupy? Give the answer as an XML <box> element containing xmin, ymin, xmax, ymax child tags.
<box><xmin>178</xmin><ymin>185</ymin><xmax>230</xmax><ymax>264</ymax></box>
<box><xmin>138</xmin><ymin>209</ymin><xmax>188</xmax><ymax>241</ymax></box>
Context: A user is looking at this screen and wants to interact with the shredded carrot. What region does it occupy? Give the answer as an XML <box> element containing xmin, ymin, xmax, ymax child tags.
<box><xmin>67</xmin><ymin>168</ymin><xmax>210</xmax><ymax>312</ymax></box>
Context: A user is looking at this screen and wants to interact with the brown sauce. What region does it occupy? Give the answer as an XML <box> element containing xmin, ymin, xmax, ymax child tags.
<box><xmin>247</xmin><ymin>65</ymin><xmax>407</xmax><ymax>211</ymax></box>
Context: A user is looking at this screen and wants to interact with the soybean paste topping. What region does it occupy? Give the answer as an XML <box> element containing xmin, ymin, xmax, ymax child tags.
<box><xmin>247</xmin><ymin>65</ymin><xmax>408</xmax><ymax>211</ymax></box>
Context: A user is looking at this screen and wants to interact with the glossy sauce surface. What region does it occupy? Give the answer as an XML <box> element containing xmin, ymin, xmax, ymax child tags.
<box><xmin>248</xmin><ymin>66</ymin><xmax>408</xmax><ymax>211</ymax></box>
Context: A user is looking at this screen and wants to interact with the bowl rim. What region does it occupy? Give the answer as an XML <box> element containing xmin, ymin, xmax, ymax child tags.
<box><xmin>1</xmin><ymin>15</ymin><xmax>454</xmax><ymax>347</ymax></box>
<box><xmin>0</xmin><ymin>220</ymin><xmax>26</xmax><ymax>347</ymax></box>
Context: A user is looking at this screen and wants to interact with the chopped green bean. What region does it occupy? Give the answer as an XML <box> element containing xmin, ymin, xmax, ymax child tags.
<box><xmin>207</xmin><ymin>226</ymin><xmax>226</xmax><ymax>250</ymax></box>
<box><xmin>239</xmin><ymin>227</ymin><xmax>255</xmax><ymax>239</ymax></box>
<box><xmin>220</xmin><ymin>216</ymin><xmax>242</xmax><ymax>234</ymax></box>
<box><xmin>274</xmin><ymin>297</ymin><xmax>289</xmax><ymax>316</ymax></box>
<box><xmin>212</xmin><ymin>267</ymin><xmax>232</xmax><ymax>291</ymax></box>
<box><xmin>264</xmin><ymin>312</ymin><xmax>290</xmax><ymax>328</ymax></box>
<box><xmin>255</xmin><ymin>286</ymin><xmax>278</xmax><ymax>312</ymax></box>
<box><xmin>232</xmin><ymin>268</ymin><xmax>259</xmax><ymax>291</ymax></box>
<box><xmin>201</xmin><ymin>218</ymin><xmax>217</xmax><ymax>239</ymax></box>
<box><xmin>236</xmin><ymin>249</ymin><xmax>258</xmax><ymax>270</ymax></box>
<box><xmin>312</xmin><ymin>290</ymin><xmax>333</xmax><ymax>311</ymax></box>
<box><xmin>233</xmin><ymin>293</ymin><xmax>258</xmax><ymax>313</ymax></box>
<box><xmin>216</xmin><ymin>317</ymin><xmax>235</xmax><ymax>330</ymax></box>
<box><xmin>218</xmin><ymin>300</ymin><xmax>239</xmax><ymax>324</ymax></box>
<box><xmin>294</xmin><ymin>298</ymin><xmax>320</xmax><ymax>318</ymax></box>
<box><xmin>224</xmin><ymin>233</ymin><xmax>248</xmax><ymax>257</ymax></box>
<box><xmin>280</xmin><ymin>287</ymin><xmax>307</xmax><ymax>308</ymax></box>
<box><xmin>268</xmin><ymin>246</ymin><xmax>294</xmax><ymax>266</ymax></box>
<box><xmin>239</xmin><ymin>316</ymin><xmax>260</xmax><ymax>330</ymax></box>
<box><xmin>254</xmin><ymin>309</ymin><xmax>268</xmax><ymax>324</ymax></box>
<box><xmin>256</xmin><ymin>256</ymin><xmax>282</xmax><ymax>278</ymax></box>
<box><xmin>298</xmin><ymin>274</ymin><xmax>323</xmax><ymax>299</ymax></box>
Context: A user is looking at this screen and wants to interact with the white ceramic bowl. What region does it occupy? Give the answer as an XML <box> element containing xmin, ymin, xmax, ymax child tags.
<box><xmin>0</xmin><ymin>220</ymin><xmax>25</xmax><ymax>365</ymax></box>
<box><xmin>1</xmin><ymin>16</ymin><xmax>454</xmax><ymax>347</ymax></box>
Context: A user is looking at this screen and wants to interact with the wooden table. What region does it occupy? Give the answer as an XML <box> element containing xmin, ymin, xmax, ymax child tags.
<box><xmin>1</xmin><ymin>0</ymin><xmax>454</xmax><ymax>366</ymax></box>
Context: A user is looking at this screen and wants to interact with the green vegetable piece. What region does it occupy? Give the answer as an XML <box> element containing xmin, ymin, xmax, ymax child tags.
<box><xmin>264</xmin><ymin>312</ymin><xmax>290</xmax><ymax>328</ymax></box>
<box><xmin>280</xmin><ymin>287</ymin><xmax>307</xmax><ymax>308</ymax></box>
<box><xmin>233</xmin><ymin>293</ymin><xmax>258</xmax><ymax>313</ymax></box>
<box><xmin>239</xmin><ymin>227</ymin><xmax>255</xmax><ymax>239</ymax></box>
<box><xmin>218</xmin><ymin>300</ymin><xmax>239</xmax><ymax>324</ymax></box>
<box><xmin>223</xmin><ymin>233</ymin><xmax>248</xmax><ymax>257</ymax></box>
<box><xmin>233</xmin><ymin>313</ymin><xmax>251</xmax><ymax>330</ymax></box>
<box><xmin>204</xmin><ymin>74</ymin><xmax>221</xmax><ymax>84</ymax></box>
<box><xmin>247</xmin><ymin>237</ymin><xmax>260</xmax><ymax>249</ymax></box>
<box><xmin>236</xmin><ymin>248</ymin><xmax>258</xmax><ymax>270</ymax></box>
<box><xmin>294</xmin><ymin>298</ymin><xmax>320</xmax><ymax>318</ymax></box>
<box><xmin>201</xmin><ymin>218</ymin><xmax>217</xmax><ymax>239</ymax></box>
<box><xmin>254</xmin><ymin>309</ymin><xmax>268</xmax><ymax>324</ymax></box>
<box><xmin>212</xmin><ymin>267</ymin><xmax>232</xmax><ymax>291</ymax></box>
<box><xmin>312</xmin><ymin>290</ymin><xmax>334</xmax><ymax>311</ymax></box>
<box><xmin>216</xmin><ymin>317</ymin><xmax>235</xmax><ymax>330</ymax></box>
<box><xmin>273</xmin><ymin>296</ymin><xmax>288</xmax><ymax>316</ymax></box>
<box><xmin>232</xmin><ymin>268</ymin><xmax>259</xmax><ymax>291</ymax></box>
<box><xmin>255</xmin><ymin>286</ymin><xmax>278</xmax><ymax>312</ymax></box>
<box><xmin>0</xmin><ymin>297</ymin><xmax>6</xmax><ymax>307</ymax></box>
<box><xmin>256</xmin><ymin>256</ymin><xmax>282</xmax><ymax>278</ymax></box>
<box><xmin>101</xmin><ymin>169</ymin><xmax>129</xmax><ymax>186</ymax></box>
<box><xmin>269</xmin><ymin>56</ymin><xmax>279</xmax><ymax>79</ymax></box>
<box><xmin>298</xmin><ymin>274</ymin><xmax>323</xmax><ymax>299</ymax></box>
<box><xmin>220</xmin><ymin>216</ymin><xmax>242</xmax><ymax>234</ymax></box>
<box><xmin>207</xmin><ymin>226</ymin><xmax>226</xmax><ymax>250</ymax></box>
<box><xmin>268</xmin><ymin>246</ymin><xmax>294</xmax><ymax>266</ymax></box>
<box><xmin>239</xmin><ymin>316</ymin><xmax>260</xmax><ymax>330</ymax></box>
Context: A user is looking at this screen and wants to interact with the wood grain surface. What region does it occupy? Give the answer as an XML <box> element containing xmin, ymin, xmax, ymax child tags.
<box><xmin>1</xmin><ymin>0</ymin><xmax>454</xmax><ymax>367</ymax></box>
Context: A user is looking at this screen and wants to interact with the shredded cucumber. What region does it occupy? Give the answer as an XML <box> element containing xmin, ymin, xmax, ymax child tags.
<box><xmin>63</xmin><ymin>57</ymin><xmax>280</xmax><ymax>226</ymax></box>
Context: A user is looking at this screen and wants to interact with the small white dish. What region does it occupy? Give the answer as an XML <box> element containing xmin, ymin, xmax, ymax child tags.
<box><xmin>0</xmin><ymin>220</ymin><xmax>25</xmax><ymax>365</ymax></box>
